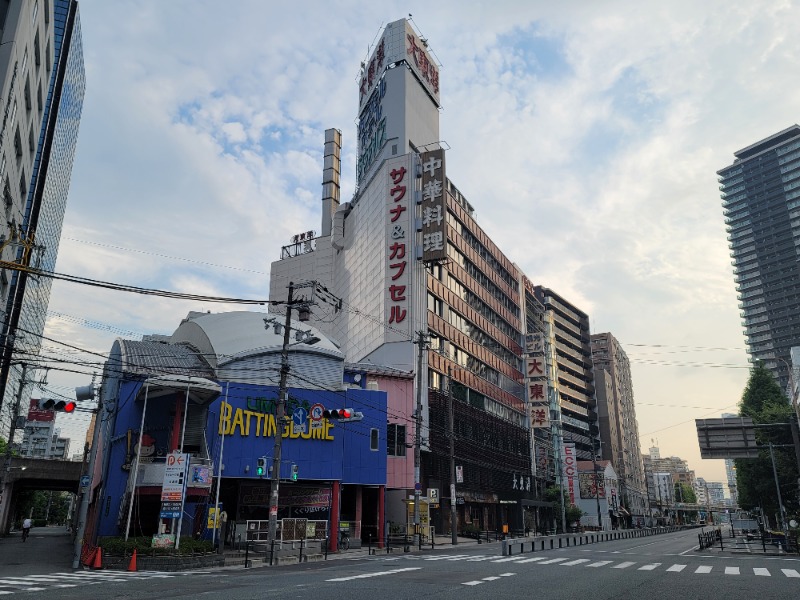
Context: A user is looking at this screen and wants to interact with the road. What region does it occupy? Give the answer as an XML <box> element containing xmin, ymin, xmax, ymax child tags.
<box><xmin>0</xmin><ymin>528</ymin><xmax>798</xmax><ymax>598</ymax></box>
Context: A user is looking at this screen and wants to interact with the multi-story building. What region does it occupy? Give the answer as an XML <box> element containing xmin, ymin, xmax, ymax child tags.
<box><xmin>590</xmin><ymin>332</ymin><xmax>648</xmax><ymax>524</ymax></box>
<box><xmin>0</xmin><ymin>0</ymin><xmax>85</xmax><ymax>436</ymax></box>
<box><xmin>533</xmin><ymin>286</ymin><xmax>597</xmax><ymax>461</ymax></box>
<box><xmin>19</xmin><ymin>398</ymin><xmax>70</xmax><ymax>458</ymax></box>
<box><xmin>721</xmin><ymin>413</ymin><xmax>739</xmax><ymax>504</ymax></box>
<box><xmin>718</xmin><ymin>125</ymin><xmax>800</xmax><ymax>389</ymax></box>
<box><xmin>643</xmin><ymin>445</ymin><xmax>696</xmax><ymax>521</ymax></box>
<box><xmin>269</xmin><ymin>17</ymin><xmax>539</xmax><ymax>534</ymax></box>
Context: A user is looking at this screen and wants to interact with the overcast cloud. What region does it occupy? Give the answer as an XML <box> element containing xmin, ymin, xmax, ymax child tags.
<box><xmin>42</xmin><ymin>0</ymin><xmax>800</xmax><ymax>483</ymax></box>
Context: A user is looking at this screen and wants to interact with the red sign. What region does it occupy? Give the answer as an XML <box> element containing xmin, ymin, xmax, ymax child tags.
<box><xmin>26</xmin><ymin>398</ymin><xmax>54</xmax><ymax>422</ymax></box>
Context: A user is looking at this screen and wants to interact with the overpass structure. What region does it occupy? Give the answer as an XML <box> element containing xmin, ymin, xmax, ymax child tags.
<box><xmin>0</xmin><ymin>457</ymin><xmax>84</xmax><ymax>535</ymax></box>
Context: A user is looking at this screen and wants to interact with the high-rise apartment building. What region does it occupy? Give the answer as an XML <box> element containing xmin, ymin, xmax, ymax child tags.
<box><xmin>721</xmin><ymin>412</ymin><xmax>738</xmax><ymax>503</ymax></box>
<box><xmin>0</xmin><ymin>0</ymin><xmax>85</xmax><ymax>436</ymax></box>
<box><xmin>269</xmin><ymin>17</ymin><xmax>584</xmax><ymax>533</ymax></box>
<box><xmin>532</xmin><ymin>286</ymin><xmax>597</xmax><ymax>460</ymax></box>
<box><xmin>590</xmin><ymin>332</ymin><xmax>647</xmax><ymax>523</ymax></box>
<box><xmin>718</xmin><ymin>125</ymin><xmax>800</xmax><ymax>389</ymax></box>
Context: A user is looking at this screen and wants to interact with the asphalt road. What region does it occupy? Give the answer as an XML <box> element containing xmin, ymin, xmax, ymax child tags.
<box><xmin>1</xmin><ymin>528</ymin><xmax>799</xmax><ymax>599</ymax></box>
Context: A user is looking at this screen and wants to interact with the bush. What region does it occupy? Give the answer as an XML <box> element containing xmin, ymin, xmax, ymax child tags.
<box><xmin>98</xmin><ymin>536</ymin><xmax>214</xmax><ymax>556</ymax></box>
<box><xmin>32</xmin><ymin>519</ymin><xmax>47</xmax><ymax>528</ymax></box>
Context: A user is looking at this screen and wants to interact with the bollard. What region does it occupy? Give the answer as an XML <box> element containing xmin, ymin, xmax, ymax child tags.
<box><xmin>270</xmin><ymin>539</ymin><xmax>275</xmax><ymax>566</ymax></box>
<box><xmin>244</xmin><ymin>541</ymin><xmax>250</xmax><ymax>568</ymax></box>
<box><xmin>325</xmin><ymin>535</ymin><xmax>329</xmax><ymax>560</ymax></box>
<box><xmin>299</xmin><ymin>538</ymin><xmax>304</xmax><ymax>562</ymax></box>
<box><xmin>368</xmin><ymin>534</ymin><xmax>372</xmax><ymax>556</ymax></box>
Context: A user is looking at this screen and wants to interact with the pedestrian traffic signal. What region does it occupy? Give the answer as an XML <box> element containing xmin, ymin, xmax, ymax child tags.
<box><xmin>322</xmin><ymin>408</ymin><xmax>364</xmax><ymax>422</ymax></box>
<box><xmin>291</xmin><ymin>464</ymin><xmax>298</xmax><ymax>481</ymax></box>
<box><xmin>256</xmin><ymin>456</ymin><xmax>267</xmax><ymax>477</ymax></box>
<box><xmin>38</xmin><ymin>399</ymin><xmax>76</xmax><ymax>413</ymax></box>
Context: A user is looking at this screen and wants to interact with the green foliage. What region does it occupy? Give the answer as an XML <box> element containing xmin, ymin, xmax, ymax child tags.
<box><xmin>565</xmin><ymin>504</ymin><xmax>584</xmax><ymax>524</ymax></box>
<box><xmin>735</xmin><ymin>364</ymin><xmax>799</xmax><ymax>518</ymax></box>
<box><xmin>99</xmin><ymin>536</ymin><xmax>214</xmax><ymax>556</ymax></box>
<box><xmin>674</xmin><ymin>482</ymin><xmax>697</xmax><ymax>504</ymax></box>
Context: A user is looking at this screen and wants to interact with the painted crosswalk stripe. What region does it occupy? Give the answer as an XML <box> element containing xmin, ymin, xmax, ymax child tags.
<box><xmin>537</xmin><ymin>557</ymin><xmax>569</xmax><ymax>565</ymax></box>
<box><xmin>782</xmin><ymin>569</ymin><xmax>800</xmax><ymax>578</ymax></box>
<box><xmin>638</xmin><ymin>563</ymin><xmax>661</xmax><ymax>571</ymax></box>
<box><xmin>754</xmin><ymin>568</ymin><xmax>770</xmax><ymax>577</ymax></box>
<box><xmin>498</xmin><ymin>573</ymin><xmax>515</xmax><ymax>577</ymax></box>
<box><xmin>695</xmin><ymin>566</ymin><xmax>713</xmax><ymax>574</ymax></box>
<box><xmin>561</xmin><ymin>559</ymin><xmax>591</xmax><ymax>566</ymax></box>
<box><xmin>586</xmin><ymin>561</ymin><xmax>613</xmax><ymax>568</ymax></box>
<box><xmin>0</xmin><ymin>579</ymin><xmax>42</xmax><ymax>586</ymax></box>
<box><xmin>492</xmin><ymin>557</ymin><xmax>528</xmax><ymax>563</ymax></box>
<box><xmin>327</xmin><ymin>567</ymin><xmax>421</xmax><ymax>582</ymax></box>
<box><xmin>666</xmin><ymin>565</ymin><xmax>686</xmax><ymax>572</ymax></box>
<box><xmin>466</xmin><ymin>556</ymin><xmax>497</xmax><ymax>561</ymax></box>
<box><xmin>426</xmin><ymin>555</ymin><xmax>469</xmax><ymax>561</ymax></box>
<box><xmin>725</xmin><ymin>567</ymin><xmax>740</xmax><ymax>575</ymax></box>
<box><xmin>462</xmin><ymin>581</ymin><xmax>483</xmax><ymax>586</ymax></box>
<box><xmin>482</xmin><ymin>576</ymin><xmax>500</xmax><ymax>581</ymax></box>
<box><xmin>515</xmin><ymin>557</ymin><xmax>548</xmax><ymax>564</ymax></box>
<box><xmin>611</xmin><ymin>562</ymin><xmax>636</xmax><ymax>569</ymax></box>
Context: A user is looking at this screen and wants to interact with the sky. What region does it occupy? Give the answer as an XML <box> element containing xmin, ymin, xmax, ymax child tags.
<box><xmin>33</xmin><ymin>0</ymin><xmax>800</xmax><ymax>485</ymax></box>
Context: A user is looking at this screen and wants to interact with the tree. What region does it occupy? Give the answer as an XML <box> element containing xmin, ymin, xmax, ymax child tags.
<box><xmin>674</xmin><ymin>482</ymin><xmax>696</xmax><ymax>504</ymax></box>
<box><xmin>735</xmin><ymin>364</ymin><xmax>799</xmax><ymax>522</ymax></box>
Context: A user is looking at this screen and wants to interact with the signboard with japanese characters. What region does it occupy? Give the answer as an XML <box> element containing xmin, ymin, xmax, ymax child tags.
<box><xmin>536</xmin><ymin>444</ymin><xmax>549</xmax><ymax>475</ymax></box>
<box><xmin>358</xmin><ymin>19</ymin><xmax>440</xmax><ymax>114</ymax></box>
<box><xmin>419</xmin><ymin>148</ymin><xmax>447</xmax><ymax>263</ymax></box>
<box><xmin>529</xmin><ymin>402</ymin><xmax>550</xmax><ymax>429</ymax></box>
<box><xmin>578</xmin><ymin>472</ymin><xmax>607</xmax><ymax>499</ymax></box>
<box><xmin>525</xmin><ymin>346</ymin><xmax>550</xmax><ymax>429</ymax></box>
<box><xmin>161</xmin><ymin>451</ymin><xmax>189</xmax><ymax>502</ymax></box>
<box><xmin>386</xmin><ymin>156</ymin><xmax>413</xmax><ymax>340</ymax></box>
<box><xmin>562</xmin><ymin>443</ymin><xmax>577</xmax><ymax>505</ymax></box>
<box><xmin>526</xmin><ymin>333</ymin><xmax>544</xmax><ymax>354</ymax></box>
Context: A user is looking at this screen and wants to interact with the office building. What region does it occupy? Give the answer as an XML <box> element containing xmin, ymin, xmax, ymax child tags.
<box><xmin>269</xmin><ymin>17</ymin><xmax>543</xmax><ymax>533</ymax></box>
<box><xmin>719</xmin><ymin>125</ymin><xmax>800</xmax><ymax>389</ymax></box>
<box><xmin>0</xmin><ymin>0</ymin><xmax>85</xmax><ymax>436</ymax></box>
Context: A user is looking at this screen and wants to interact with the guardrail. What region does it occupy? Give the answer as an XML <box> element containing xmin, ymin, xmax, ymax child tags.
<box><xmin>698</xmin><ymin>528</ymin><xmax>722</xmax><ymax>550</ymax></box>
<box><xmin>501</xmin><ymin>526</ymin><xmax>683</xmax><ymax>556</ymax></box>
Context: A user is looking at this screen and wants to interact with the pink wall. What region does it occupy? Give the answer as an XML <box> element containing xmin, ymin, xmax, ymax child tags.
<box><xmin>372</xmin><ymin>374</ymin><xmax>415</xmax><ymax>490</ymax></box>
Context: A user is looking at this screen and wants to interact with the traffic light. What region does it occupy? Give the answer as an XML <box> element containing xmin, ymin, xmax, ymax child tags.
<box><xmin>39</xmin><ymin>399</ymin><xmax>76</xmax><ymax>413</ymax></box>
<box><xmin>322</xmin><ymin>408</ymin><xmax>364</xmax><ymax>422</ymax></box>
<box><xmin>291</xmin><ymin>464</ymin><xmax>298</xmax><ymax>481</ymax></box>
<box><xmin>256</xmin><ymin>456</ymin><xmax>267</xmax><ymax>477</ymax></box>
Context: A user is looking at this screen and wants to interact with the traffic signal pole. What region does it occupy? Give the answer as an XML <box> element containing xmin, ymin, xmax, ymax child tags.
<box><xmin>268</xmin><ymin>282</ymin><xmax>294</xmax><ymax>547</ymax></box>
<box><xmin>0</xmin><ymin>363</ymin><xmax>26</xmax><ymax>527</ymax></box>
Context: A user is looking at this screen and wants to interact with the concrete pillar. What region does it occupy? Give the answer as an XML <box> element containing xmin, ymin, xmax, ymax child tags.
<box><xmin>378</xmin><ymin>486</ymin><xmax>385</xmax><ymax>548</ymax></box>
<box><xmin>330</xmin><ymin>481</ymin><xmax>340</xmax><ymax>552</ymax></box>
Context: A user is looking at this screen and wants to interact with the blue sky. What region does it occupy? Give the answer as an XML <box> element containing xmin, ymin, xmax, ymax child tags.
<box><xmin>41</xmin><ymin>0</ymin><xmax>800</xmax><ymax>483</ymax></box>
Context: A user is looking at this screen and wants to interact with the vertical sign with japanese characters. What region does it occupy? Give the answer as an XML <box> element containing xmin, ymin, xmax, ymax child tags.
<box><xmin>526</xmin><ymin>332</ymin><xmax>550</xmax><ymax>429</ymax></box>
<box><xmin>386</xmin><ymin>157</ymin><xmax>412</xmax><ymax>340</ymax></box>
<box><xmin>562</xmin><ymin>443</ymin><xmax>577</xmax><ymax>505</ymax></box>
<box><xmin>420</xmin><ymin>149</ymin><xmax>447</xmax><ymax>263</ymax></box>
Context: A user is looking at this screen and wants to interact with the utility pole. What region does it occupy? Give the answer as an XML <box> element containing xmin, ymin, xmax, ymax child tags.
<box><xmin>72</xmin><ymin>382</ymin><xmax>101</xmax><ymax>568</ymax></box>
<box><xmin>413</xmin><ymin>330</ymin><xmax>427</xmax><ymax>545</ymax></box>
<box><xmin>592</xmin><ymin>448</ymin><xmax>602</xmax><ymax>530</ymax></box>
<box><xmin>1</xmin><ymin>363</ymin><xmax>28</xmax><ymax>524</ymax></box>
<box><xmin>267</xmin><ymin>281</ymin><xmax>295</xmax><ymax>547</ymax></box>
<box><xmin>447</xmin><ymin>365</ymin><xmax>457</xmax><ymax>545</ymax></box>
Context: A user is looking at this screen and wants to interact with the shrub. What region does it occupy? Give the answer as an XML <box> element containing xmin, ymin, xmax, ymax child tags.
<box><xmin>98</xmin><ymin>536</ymin><xmax>214</xmax><ymax>556</ymax></box>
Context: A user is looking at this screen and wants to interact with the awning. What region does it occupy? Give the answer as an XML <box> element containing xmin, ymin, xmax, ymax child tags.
<box><xmin>137</xmin><ymin>375</ymin><xmax>222</xmax><ymax>405</ymax></box>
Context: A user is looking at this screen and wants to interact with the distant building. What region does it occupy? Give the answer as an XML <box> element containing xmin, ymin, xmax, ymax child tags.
<box><xmin>721</xmin><ymin>413</ymin><xmax>738</xmax><ymax>503</ymax></box>
<box><xmin>590</xmin><ymin>332</ymin><xmax>647</xmax><ymax>524</ymax></box>
<box><xmin>19</xmin><ymin>398</ymin><xmax>70</xmax><ymax>459</ymax></box>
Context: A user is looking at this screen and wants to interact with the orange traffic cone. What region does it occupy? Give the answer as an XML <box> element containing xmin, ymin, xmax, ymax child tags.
<box><xmin>91</xmin><ymin>547</ymin><xmax>103</xmax><ymax>570</ymax></box>
<box><xmin>127</xmin><ymin>549</ymin><xmax>137</xmax><ymax>572</ymax></box>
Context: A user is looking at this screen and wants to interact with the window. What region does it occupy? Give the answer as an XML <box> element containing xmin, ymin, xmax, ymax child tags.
<box><xmin>387</xmin><ymin>424</ymin><xmax>406</xmax><ymax>456</ymax></box>
<box><xmin>14</xmin><ymin>126</ymin><xmax>22</xmax><ymax>157</ymax></box>
<box><xmin>18</xmin><ymin>169</ymin><xmax>26</xmax><ymax>198</ymax></box>
<box><xmin>370</xmin><ymin>428</ymin><xmax>379</xmax><ymax>451</ymax></box>
<box><xmin>34</xmin><ymin>31</ymin><xmax>40</xmax><ymax>68</ymax></box>
<box><xmin>24</xmin><ymin>77</ymin><xmax>31</xmax><ymax>111</ymax></box>
<box><xmin>36</xmin><ymin>81</ymin><xmax>42</xmax><ymax>113</ymax></box>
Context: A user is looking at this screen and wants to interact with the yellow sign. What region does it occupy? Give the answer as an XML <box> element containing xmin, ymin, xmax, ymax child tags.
<box><xmin>218</xmin><ymin>401</ymin><xmax>334</xmax><ymax>441</ymax></box>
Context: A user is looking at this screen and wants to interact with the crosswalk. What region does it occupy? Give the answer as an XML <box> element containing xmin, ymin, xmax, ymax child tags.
<box><xmin>0</xmin><ymin>569</ymin><xmax>211</xmax><ymax>595</ymax></box>
<box><xmin>369</xmin><ymin>553</ymin><xmax>800</xmax><ymax>580</ymax></box>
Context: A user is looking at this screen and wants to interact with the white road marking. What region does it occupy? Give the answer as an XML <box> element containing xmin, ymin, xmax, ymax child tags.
<box><xmin>515</xmin><ymin>557</ymin><xmax>548</xmax><ymax>564</ymax></box>
<box><xmin>492</xmin><ymin>557</ymin><xmax>528</xmax><ymax>563</ymax></box>
<box><xmin>466</xmin><ymin>556</ymin><xmax>497</xmax><ymax>561</ymax></box>
<box><xmin>586</xmin><ymin>561</ymin><xmax>613</xmax><ymax>568</ymax></box>
<box><xmin>561</xmin><ymin>559</ymin><xmax>591</xmax><ymax>566</ymax></box>
<box><xmin>666</xmin><ymin>565</ymin><xmax>687</xmax><ymax>572</ymax></box>
<box><xmin>781</xmin><ymin>569</ymin><xmax>800</xmax><ymax>578</ymax></box>
<box><xmin>482</xmin><ymin>576</ymin><xmax>500</xmax><ymax>581</ymax></box>
<box><xmin>638</xmin><ymin>563</ymin><xmax>661</xmax><ymax>571</ymax></box>
<box><xmin>537</xmin><ymin>557</ymin><xmax>569</xmax><ymax>565</ymax></box>
<box><xmin>327</xmin><ymin>567</ymin><xmax>421</xmax><ymax>582</ymax></box>
<box><xmin>754</xmin><ymin>568</ymin><xmax>771</xmax><ymax>576</ymax></box>
<box><xmin>611</xmin><ymin>562</ymin><xmax>636</xmax><ymax>569</ymax></box>
<box><xmin>498</xmin><ymin>573</ymin><xmax>515</xmax><ymax>577</ymax></box>
<box><xmin>725</xmin><ymin>567</ymin><xmax>740</xmax><ymax>575</ymax></box>
<box><xmin>462</xmin><ymin>581</ymin><xmax>483</xmax><ymax>586</ymax></box>
<box><xmin>695</xmin><ymin>566</ymin><xmax>713</xmax><ymax>574</ymax></box>
<box><xmin>426</xmin><ymin>555</ymin><xmax>470</xmax><ymax>561</ymax></box>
